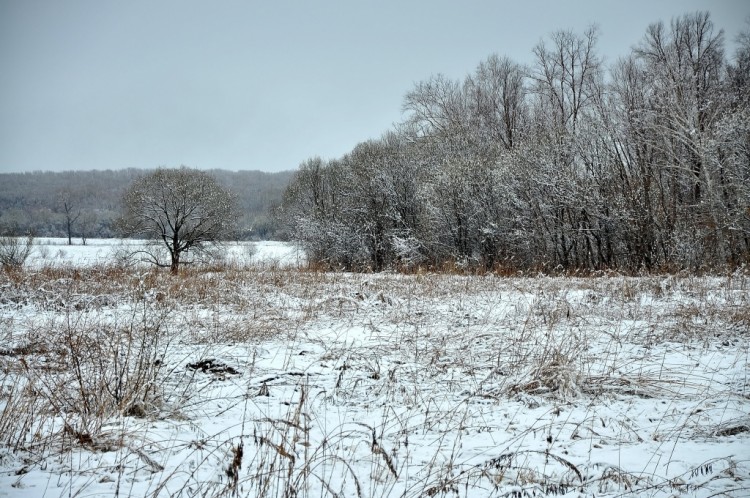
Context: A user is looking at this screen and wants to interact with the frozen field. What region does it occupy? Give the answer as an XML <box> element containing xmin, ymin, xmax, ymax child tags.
<box><xmin>29</xmin><ymin>238</ymin><xmax>303</xmax><ymax>269</ymax></box>
<box><xmin>0</xmin><ymin>248</ymin><xmax>748</xmax><ymax>497</ymax></box>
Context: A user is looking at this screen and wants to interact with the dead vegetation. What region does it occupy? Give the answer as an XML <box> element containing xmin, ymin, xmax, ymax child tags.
<box><xmin>0</xmin><ymin>263</ymin><xmax>748</xmax><ymax>497</ymax></box>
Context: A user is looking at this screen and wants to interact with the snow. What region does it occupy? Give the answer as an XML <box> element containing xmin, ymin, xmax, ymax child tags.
<box><xmin>0</xmin><ymin>252</ymin><xmax>748</xmax><ymax>497</ymax></box>
<box><xmin>29</xmin><ymin>238</ymin><xmax>303</xmax><ymax>268</ymax></box>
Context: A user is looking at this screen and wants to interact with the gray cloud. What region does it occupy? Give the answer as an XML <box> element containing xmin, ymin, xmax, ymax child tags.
<box><xmin>1</xmin><ymin>0</ymin><xmax>748</xmax><ymax>173</ymax></box>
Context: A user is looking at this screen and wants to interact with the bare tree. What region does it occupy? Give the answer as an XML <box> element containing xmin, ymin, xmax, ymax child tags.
<box><xmin>79</xmin><ymin>210</ymin><xmax>98</xmax><ymax>246</ymax></box>
<box><xmin>524</xmin><ymin>27</ymin><xmax>605</xmax><ymax>269</ymax></box>
<box><xmin>466</xmin><ymin>54</ymin><xmax>528</xmax><ymax>150</ymax></box>
<box><xmin>633</xmin><ymin>12</ymin><xmax>730</xmax><ymax>266</ymax></box>
<box><xmin>59</xmin><ymin>190</ymin><xmax>81</xmax><ymax>245</ymax></box>
<box><xmin>532</xmin><ymin>26</ymin><xmax>601</xmax><ymax>137</ymax></box>
<box><xmin>728</xmin><ymin>18</ymin><xmax>750</xmax><ymax>106</ymax></box>
<box><xmin>638</xmin><ymin>12</ymin><xmax>724</xmax><ymax>198</ymax></box>
<box><xmin>403</xmin><ymin>74</ymin><xmax>469</xmax><ymax>140</ymax></box>
<box><xmin>117</xmin><ymin>168</ymin><xmax>238</xmax><ymax>273</ymax></box>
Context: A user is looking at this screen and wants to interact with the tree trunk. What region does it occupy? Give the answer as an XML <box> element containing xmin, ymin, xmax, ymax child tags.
<box><xmin>170</xmin><ymin>251</ymin><xmax>180</xmax><ymax>274</ymax></box>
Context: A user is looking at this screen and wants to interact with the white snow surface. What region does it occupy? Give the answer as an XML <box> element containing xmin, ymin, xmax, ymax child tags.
<box><xmin>0</xmin><ymin>251</ymin><xmax>748</xmax><ymax>497</ymax></box>
<box><xmin>28</xmin><ymin>238</ymin><xmax>303</xmax><ymax>268</ymax></box>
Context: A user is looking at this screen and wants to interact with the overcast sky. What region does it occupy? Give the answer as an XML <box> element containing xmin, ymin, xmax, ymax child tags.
<box><xmin>1</xmin><ymin>1</ymin><xmax>748</xmax><ymax>174</ymax></box>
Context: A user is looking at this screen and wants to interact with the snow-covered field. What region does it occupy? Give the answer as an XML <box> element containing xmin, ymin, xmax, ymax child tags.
<box><xmin>0</xmin><ymin>244</ymin><xmax>748</xmax><ymax>497</ymax></box>
<box><xmin>29</xmin><ymin>238</ymin><xmax>303</xmax><ymax>268</ymax></box>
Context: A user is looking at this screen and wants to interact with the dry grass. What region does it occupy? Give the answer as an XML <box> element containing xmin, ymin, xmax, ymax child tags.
<box><xmin>0</xmin><ymin>263</ymin><xmax>748</xmax><ymax>496</ymax></box>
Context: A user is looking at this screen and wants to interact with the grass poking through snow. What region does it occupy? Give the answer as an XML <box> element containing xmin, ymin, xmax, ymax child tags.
<box><xmin>0</xmin><ymin>264</ymin><xmax>748</xmax><ymax>497</ymax></box>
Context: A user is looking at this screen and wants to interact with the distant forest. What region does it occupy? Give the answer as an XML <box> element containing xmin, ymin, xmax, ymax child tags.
<box><xmin>0</xmin><ymin>169</ymin><xmax>294</xmax><ymax>240</ymax></box>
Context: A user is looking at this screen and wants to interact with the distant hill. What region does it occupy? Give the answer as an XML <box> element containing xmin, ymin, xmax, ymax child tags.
<box><xmin>0</xmin><ymin>169</ymin><xmax>295</xmax><ymax>240</ymax></box>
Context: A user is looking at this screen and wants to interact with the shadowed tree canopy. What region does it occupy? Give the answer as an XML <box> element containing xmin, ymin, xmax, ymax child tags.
<box><xmin>118</xmin><ymin>168</ymin><xmax>238</xmax><ymax>273</ymax></box>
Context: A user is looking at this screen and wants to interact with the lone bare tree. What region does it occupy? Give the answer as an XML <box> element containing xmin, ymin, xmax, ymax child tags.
<box><xmin>118</xmin><ymin>168</ymin><xmax>238</xmax><ymax>273</ymax></box>
<box><xmin>59</xmin><ymin>190</ymin><xmax>81</xmax><ymax>245</ymax></box>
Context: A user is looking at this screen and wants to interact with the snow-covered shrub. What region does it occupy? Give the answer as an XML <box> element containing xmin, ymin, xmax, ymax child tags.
<box><xmin>0</xmin><ymin>234</ymin><xmax>34</xmax><ymax>270</ymax></box>
<box><xmin>391</xmin><ymin>235</ymin><xmax>426</xmax><ymax>269</ymax></box>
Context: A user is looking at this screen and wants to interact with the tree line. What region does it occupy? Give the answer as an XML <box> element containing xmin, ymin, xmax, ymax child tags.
<box><xmin>281</xmin><ymin>12</ymin><xmax>750</xmax><ymax>273</ymax></box>
<box><xmin>0</xmin><ymin>168</ymin><xmax>294</xmax><ymax>242</ymax></box>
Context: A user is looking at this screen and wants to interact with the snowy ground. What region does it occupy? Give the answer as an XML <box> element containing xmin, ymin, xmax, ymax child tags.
<box><xmin>30</xmin><ymin>238</ymin><xmax>303</xmax><ymax>268</ymax></box>
<box><xmin>0</xmin><ymin>246</ymin><xmax>748</xmax><ymax>497</ymax></box>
